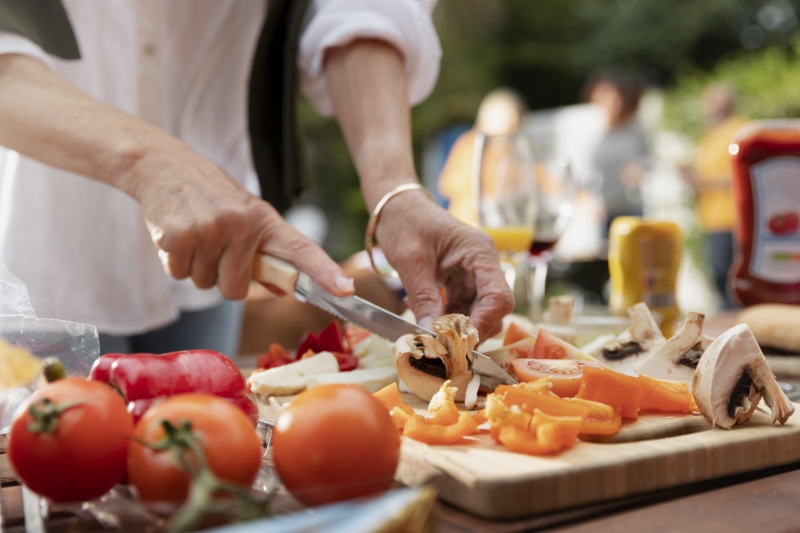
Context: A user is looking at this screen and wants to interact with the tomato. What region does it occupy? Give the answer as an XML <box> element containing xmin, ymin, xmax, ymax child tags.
<box><xmin>272</xmin><ymin>384</ymin><xmax>400</xmax><ymax>506</ymax></box>
<box><xmin>344</xmin><ymin>324</ymin><xmax>371</xmax><ymax>351</ymax></box>
<box><xmin>511</xmin><ymin>359</ymin><xmax>604</xmax><ymax>397</ymax></box>
<box><xmin>503</xmin><ymin>322</ymin><xmax>533</xmax><ymax>346</ymax></box>
<box><xmin>768</xmin><ymin>212</ymin><xmax>799</xmax><ymax>235</ymax></box>
<box><xmin>533</xmin><ymin>329</ymin><xmax>584</xmax><ymax>359</ymax></box>
<box><xmin>8</xmin><ymin>378</ymin><xmax>133</xmax><ymax>502</ymax></box>
<box><xmin>128</xmin><ymin>394</ymin><xmax>262</xmax><ymax>502</ymax></box>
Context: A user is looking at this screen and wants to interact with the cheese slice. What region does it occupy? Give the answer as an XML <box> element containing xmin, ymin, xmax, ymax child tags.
<box><xmin>306</xmin><ymin>367</ymin><xmax>398</xmax><ymax>393</ymax></box>
<box><xmin>248</xmin><ymin>352</ymin><xmax>339</xmax><ymax>396</ymax></box>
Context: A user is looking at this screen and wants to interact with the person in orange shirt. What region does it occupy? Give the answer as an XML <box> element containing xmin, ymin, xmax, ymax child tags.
<box><xmin>684</xmin><ymin>83</ymin><xmax>748</xmax><ymax>308</ymax></box>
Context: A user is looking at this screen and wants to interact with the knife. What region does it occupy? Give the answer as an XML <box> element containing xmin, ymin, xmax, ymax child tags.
<box><xmin>252</xmin><ymin>253</ymin><xmax>517</xmax><ymax>386</ymax></box>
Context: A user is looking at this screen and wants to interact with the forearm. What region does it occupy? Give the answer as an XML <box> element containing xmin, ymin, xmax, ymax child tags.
<box><xmin>0</xmin><ymin>54</ymin><xmax>178</xmax><ymax>195</ymax></box>
<box><xmin>324</xmin><ymin>39</ymin><xmax>420</xmax><ymax>211</ymax></box>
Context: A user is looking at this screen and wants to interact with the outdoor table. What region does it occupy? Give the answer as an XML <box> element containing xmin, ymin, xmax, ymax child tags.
<box><xmin>3</xmin><ymin>313</ymin><xmax>800</xmax><ymax>532</ymax></box>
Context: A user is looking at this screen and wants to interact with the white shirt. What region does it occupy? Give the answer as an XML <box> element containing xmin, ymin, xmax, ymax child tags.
<box><xmin>0</xmin><ymin>0</ymin><xmax>441</xmax><ymax>335</ymax></box>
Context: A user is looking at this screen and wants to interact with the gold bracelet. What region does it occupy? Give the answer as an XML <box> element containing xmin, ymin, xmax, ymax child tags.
<box><xmin>365</xmin><ymin>183</ymin><xmax>435</xmax><ymax>278</ymax></box>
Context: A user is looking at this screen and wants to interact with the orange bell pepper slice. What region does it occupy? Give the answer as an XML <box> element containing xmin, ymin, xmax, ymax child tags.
<box><xmin>471</xmin><ymin>409</ymin><xmax>488</xmax><ymax>425</ymax></box>
<box><xmin>403</xmin><ymin>412</ymin><xmax>480</xmax><ymax>445</ymax></box>
<box><xmin>497</xmin><ymin>409</ymin><xmax>584</xmax><ymax>455</ymax></box>
<box><xmin>488</xmin><ymin>404</ymin><xmax>533</xmax><ymax>442</ymax></box>
<box><xmin>638</xmin><ymin>375</ymin><xmax>697</xmax><ymax>413</ymax></box>
<box><xmin>565</xmin><ymin>397</ymin><xmax>622</xmax><ymax>436</ymax></box>
<box><xmin>496</xmin><ymin>385</ymin><xmax>591</xmax><ymax>419</ymax></box>
<box><xmin>373</xmin><ymin>383</ymin><xmax>415</xmax><ymax>415</ymax></box>
<box><xmin>575</xmin><ymin>366</ymin><xmax>642</xmax><ymax>419</ymax></box>
<box><xmin>390</xmin><ymin>406</ymin><xmax>411</xmax><ymax>430</ymax></box>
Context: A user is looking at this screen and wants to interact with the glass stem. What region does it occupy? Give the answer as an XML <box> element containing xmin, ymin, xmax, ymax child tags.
<box><xmin>527</xmin><ymin>256</ymin><xmax>549</xmax><ymax>322</ymax></box>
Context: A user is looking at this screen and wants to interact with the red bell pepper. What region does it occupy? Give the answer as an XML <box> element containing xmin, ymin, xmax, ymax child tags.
<box><xmin>89</xmin><ymin>350</ymin><xmax>255</xmax><ymax>425</ymax></box>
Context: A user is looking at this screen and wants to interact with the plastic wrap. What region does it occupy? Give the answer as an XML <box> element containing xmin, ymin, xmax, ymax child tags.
<box><xmin>0</xmin><ymin>260</ymin><xmax>100</xmax><ymax>432</ymax></box>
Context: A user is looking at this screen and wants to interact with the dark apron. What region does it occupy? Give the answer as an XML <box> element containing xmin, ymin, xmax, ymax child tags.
<box><xmin>0</xmin><ymin>0</ymin><xmax>311</xmax><ymax>213</ymax></box>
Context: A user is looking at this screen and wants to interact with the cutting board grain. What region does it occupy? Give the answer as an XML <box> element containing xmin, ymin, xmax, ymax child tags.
<box><xmin>395</xmin><ymin>404</ymin><xmax>800</xmax><ymax>520</ymax></box>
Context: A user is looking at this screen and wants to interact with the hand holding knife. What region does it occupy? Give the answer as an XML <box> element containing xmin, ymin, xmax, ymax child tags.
<box><xmin>252</xmin><ymin>253</ymin><xmax>517</xmax><ymax>386</ymax></box>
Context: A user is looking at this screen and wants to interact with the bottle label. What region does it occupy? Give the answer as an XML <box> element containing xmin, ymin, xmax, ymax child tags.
<box><xmin>639</xmin><ymin>233</ymin><xmax>677</xmax><ymax>309</ymax></box>
<box><xmin>750</xmin><ymin>156</ymin><xmax>800</xmax><ymax>284</ymax></box>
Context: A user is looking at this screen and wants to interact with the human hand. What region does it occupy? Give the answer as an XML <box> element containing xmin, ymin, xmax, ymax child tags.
<box><xmin>375</xmin><ymin>191</ymin><xmax>514</xmax><ymax>340</ymax></box>
<box><xmin>118</xmin><ymin>140</ymin><xmax>354</xmax><ymax>300</ymax></box>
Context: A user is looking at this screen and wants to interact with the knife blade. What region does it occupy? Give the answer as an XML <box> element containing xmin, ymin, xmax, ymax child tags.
<box><xmin>253</xmin><ymin>253</ymin><xmax>517</xmax><ymax>385</ymax></box>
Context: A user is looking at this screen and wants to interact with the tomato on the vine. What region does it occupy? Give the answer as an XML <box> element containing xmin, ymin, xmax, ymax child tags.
<box><xmin>272</xmin><ymin>384</ymin><xmax>400</xmax><ymax>506</ymax></box>
<box><xmin>8</xmin><ymin>378</ymin><xmax>133</xmax><ymax>502</ymax></box>
<box><xmin>128</xmin><ymin>394</ymin><xmax>262</xmax><ymax>502</ymax></box>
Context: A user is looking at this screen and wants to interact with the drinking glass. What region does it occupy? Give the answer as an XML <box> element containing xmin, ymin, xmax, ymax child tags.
<box><xmin>527</xmin><ymin>153</ymin><xmax>576</xmax><ymax>321</ymax></box>
<box><xmin>473</xmin><ymin>132</ymin><xmax>537</xmax><ymax>295</ymax></box>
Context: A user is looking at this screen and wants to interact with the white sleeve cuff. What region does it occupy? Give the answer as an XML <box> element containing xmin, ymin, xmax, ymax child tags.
<box><xmin>298</xmin><ymin>0</ymin><xmax>442</xmax><ymax>117</ymax></box>
<box><xmin>0</xmin><ymin>31</ymin><xmax>55</xmax><ymax>68</ymax></box>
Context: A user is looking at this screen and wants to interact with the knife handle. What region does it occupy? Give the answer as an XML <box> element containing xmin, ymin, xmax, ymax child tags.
<box><xmin>252</xmin><ymin>253</ymin><xmax>299</xmax><ymax>294</ymax></box>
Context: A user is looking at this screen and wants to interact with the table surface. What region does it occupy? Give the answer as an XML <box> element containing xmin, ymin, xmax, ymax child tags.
<box><xmin>4</xmin><ymin>312</ymin><xmax>800</xmax><ymax>533</ymax></box>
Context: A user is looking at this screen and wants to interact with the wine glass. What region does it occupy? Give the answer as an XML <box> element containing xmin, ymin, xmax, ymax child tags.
<box><xmin>526</xmin><ymin>153</ymin><xmax>576</xmax><ymax>320</ymax></box>
<box><xmin>473</xmin><ymin>132</ymin><xmax>537</xmax><ymax>295</ymax></box>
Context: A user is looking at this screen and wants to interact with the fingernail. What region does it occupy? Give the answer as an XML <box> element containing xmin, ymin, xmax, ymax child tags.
<box><xmin>419</xmin><ymin>316</ymin><xmax>434</xmax><ymax>330</ymax></box>
<box><xmin>335</xmin><ymin>276</ymin><xmax>355</xmax><ymax>294</ymax></box>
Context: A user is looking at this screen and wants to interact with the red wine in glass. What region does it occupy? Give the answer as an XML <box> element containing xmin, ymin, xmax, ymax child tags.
<box><xmin>530</xmin><ymin>237</ymin><xmax>558</xmax><ymax>256</ymax></box>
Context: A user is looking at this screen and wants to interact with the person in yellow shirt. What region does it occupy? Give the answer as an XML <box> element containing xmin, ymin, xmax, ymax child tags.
<box><xmin>438</xmin><ymin>88</ymin><xmax>527</xmax><ymax>226</ymax></box>
<box><xmin>685</xmin><ymin>83</ymin><xmax>748</xmax><ymax>308</ymax></box>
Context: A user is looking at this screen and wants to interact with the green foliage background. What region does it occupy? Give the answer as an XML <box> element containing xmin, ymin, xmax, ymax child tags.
<box><xmin>300</xmin><ymin>0</ymin><xmax>800</xmax><ymax>261</ymax></box>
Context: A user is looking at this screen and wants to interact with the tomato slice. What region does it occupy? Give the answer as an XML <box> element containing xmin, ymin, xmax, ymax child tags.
<box><xmin>511</xmin><ymin>359</ymin><xmax>604</xmax><ymax>397</ymax></box>
<box><xmin>503</xmin><ymin>322</ymin><xmax>533</xmax><ymax>346</ymax></box>
<box><xmin>533</xmin><ymin>329</ymin><xmax>583</xmax><ymax>359</ymax></box>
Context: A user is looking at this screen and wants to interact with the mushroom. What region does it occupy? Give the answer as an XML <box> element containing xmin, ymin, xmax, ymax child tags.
<box><xmin>635</xmin><ymin>312</ymin><xmax>705</xmax><ymax>389</ymax></box>
<box><xmin>393</xmin><ymin>314</ymin><xmax>478</xmax><ymax>401</ymax></box>
<box><xmin>693</xmin><ymin>324</ymin><xmax>795</xmax><ymax>429</ymax></box>
<box><xmin>540</xmin><ymin>295</ymin><xmax>578</xmax><ymax>345</ymax></box>
<box><xmin>590</xmin><ymin>303</ymin><xmax>666</xmax><ymax>375</ymax></box>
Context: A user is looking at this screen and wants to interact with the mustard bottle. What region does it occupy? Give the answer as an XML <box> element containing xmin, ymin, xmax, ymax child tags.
<box><xmin>608</xmin><ymin>217</ymin><xmax>682</xmax><ymax>337</ymax></box>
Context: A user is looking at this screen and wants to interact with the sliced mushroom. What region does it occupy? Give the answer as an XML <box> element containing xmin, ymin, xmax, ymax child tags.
<box><xmin>590</xmin><ymin>303</ymin><xmax>666</xmax><ymax>375</ymax></box>
<box><xmin>693</xmin><ymin>324</ymin><xmax>795</xmax><ymax>429</ymax></box>
<box><xmin>393</xmin><ymin>314</ymin><xmax>477</xmax><ymax>401</ymax></box>
<box><xmin>541</xmin><ymin>295</ymin><xmax>578</xmax><ymax>345</ymax></box>
<box><xmin>635</xmin><ymin>312</ymin><xmax>705</xmax><ymax>389</ymax></box>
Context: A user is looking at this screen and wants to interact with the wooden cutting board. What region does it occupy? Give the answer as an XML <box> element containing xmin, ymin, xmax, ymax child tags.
<box><xmin>394</xmin><ymin>399</ymin><xmax>800</xmax><ymax>520</ymax></box>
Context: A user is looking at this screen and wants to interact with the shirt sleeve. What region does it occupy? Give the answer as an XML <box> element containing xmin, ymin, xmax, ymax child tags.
<box><xmin>0</xmin><ymin>30</ymin><xmax>55</xmax><ymax>68</ymax></box>
<box><xmin>298</xmin><ymin>0</ymin><xmax>441</xmax><ymax>117</ymax></box>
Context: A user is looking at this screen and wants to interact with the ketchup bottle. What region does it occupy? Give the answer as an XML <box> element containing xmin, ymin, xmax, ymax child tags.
<box><xmin>730</xmin><ymin>120</ymin><xmax>800</xmax><ymax>306</ymax></box>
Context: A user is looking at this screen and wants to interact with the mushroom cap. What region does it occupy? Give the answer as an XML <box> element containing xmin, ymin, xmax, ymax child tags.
<box><xmin>393</xmin><ymin>314</ymin><xmax>477</xmax><ymax>401</ymax></box>
<box><xmin>693</xmin><ymin>324</ymin><xmax>795</xmax><ymax>428</ymax></box>
<box><xmin>634</xmin><ymin>311</ymin><xmax>705</xmax><ymax>389</ymax></box>
<box><xmin>594</xmin><ymin>303</ymin><xmax>666</xmax><ymax>375</ymax></box>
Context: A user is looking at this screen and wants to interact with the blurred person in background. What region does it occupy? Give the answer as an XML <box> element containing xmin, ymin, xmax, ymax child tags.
<box><xmin>0</xmin><ymin>0</ymin><xmax>513</xmax><ymax>357</ymax></box>
<box><xmin>583</xmin><ymin>69</ymin><xmax>650</xmax><ymax>231</ymax></box>
<box><xmin>682</xmin><ymin>83</ymin><xmax>747</xmax><ymax>309</ymax></box>
<box><xmin>438</xmin><ymin>88</ymin><xmax>528</xmax><ymax>225</ymax></box>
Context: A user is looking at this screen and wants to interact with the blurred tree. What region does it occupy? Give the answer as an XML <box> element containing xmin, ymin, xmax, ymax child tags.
<box><xmin>301</xmin><ymin>0</ymin><xmax>800</xmax><ymax>261</ymax></box>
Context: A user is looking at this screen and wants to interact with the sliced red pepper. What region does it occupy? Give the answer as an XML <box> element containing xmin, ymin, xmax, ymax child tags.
<box><xmin>256</xmin><ymin>343</ymin><xmax>294</xmax><ymax>370</ymax></box>
<box><xmin>575</xmin><ymin>366</ymin><xmax>642</xmax><ymax>420</ymax></box>
<box><xmin>317</xmin><ymin>321</ymin><xmax>347</xmax><ymax>353</ymax></box>
<box><xmin>638</xmin><ymin>375</ymin><xmax>696</xmax><ymax>413</ymax></box>
<box><xmin>296</xmin><ymin>331</ymin><xmax>320</xmax><ymax>356</ymax></box>
<box><xmin>403</xmin><ymin>413</ymin><xmax>479</xmax><ymax>445</ymax></box>
<box><xmin>332</xmin><ymin>351</ymin><xmax>359</xmax><ymax>372</ymax></box>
